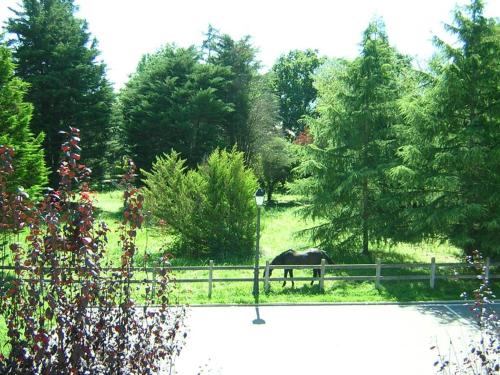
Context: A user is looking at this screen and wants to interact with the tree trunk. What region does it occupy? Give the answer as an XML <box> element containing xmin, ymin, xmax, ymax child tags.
<box><xmin>361</xmin><ymin>115</ymin><xmax>370</xmax><ymax>256</ymax></box>
<box><xmin>361</xmin><ymin>177</ymin><xmax>369</xmax><ymax>256</ymax></box>
<box><xmin>266</xmin><ymin>183</ymin><xmax>274</xmax><ymax>203</ymax></box>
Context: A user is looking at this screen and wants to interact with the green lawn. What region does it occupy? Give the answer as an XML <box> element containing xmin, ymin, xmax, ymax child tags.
<box><xmin>88</xmin><ymin>190</ymin><xmax>492</xmax><ymax>305</ymax></box>
<box><xmin>1</xmin><ymin>190</ymin><xmax>492</xmax><ymax>306</ymax></box>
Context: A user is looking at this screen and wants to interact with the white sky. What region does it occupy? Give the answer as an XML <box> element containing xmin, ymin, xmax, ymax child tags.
<box><xmin>1</xmin><ymin>0</ymin><xmax>499</xmax><ymax>91</ymax></box>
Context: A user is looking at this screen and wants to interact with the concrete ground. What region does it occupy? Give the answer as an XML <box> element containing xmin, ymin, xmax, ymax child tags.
<box><xmin>172</xmin><ymin>303</ymin><xmax>499</xmax><ymax>375</ymax></box>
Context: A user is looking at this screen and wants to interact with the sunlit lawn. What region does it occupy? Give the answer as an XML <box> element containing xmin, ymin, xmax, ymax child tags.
<box><xmin>2</xmin><ymin>190</ymin><xmax>489</xmax><ymax>306</ymax></box>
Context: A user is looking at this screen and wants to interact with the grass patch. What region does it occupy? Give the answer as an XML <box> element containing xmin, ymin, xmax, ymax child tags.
<box><xmin>2</xmin><ymin>190</ymin><xmax>484</xmax><ymax>305</ymax></box>
<box><xmin>76</xmin><ymin>190</ymin><xmax>485</xmax><ymax>306</ymax></box>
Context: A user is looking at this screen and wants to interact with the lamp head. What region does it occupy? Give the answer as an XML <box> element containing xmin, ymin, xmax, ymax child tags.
<box><xmin>255</xmin><ymin>188</ymin><xmax>265</xmax><ymax>206</ymax></box>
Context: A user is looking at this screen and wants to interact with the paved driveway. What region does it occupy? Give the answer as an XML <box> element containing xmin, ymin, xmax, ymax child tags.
<box><xmin>172</xmin><ymin>303</ymin><xmax>498</xmax><ymax>375</ymax></box>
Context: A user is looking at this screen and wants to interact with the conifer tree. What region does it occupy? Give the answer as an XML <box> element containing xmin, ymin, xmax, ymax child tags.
<box><xmin>204</xmin><ymin>29</ymin><xmax>259</xmax><ymax>154</ymax></box>
<box><xmin>120</xmin><ymin>45</ymin><xmax>233</xmax><ymax>172</ymax></box>
<box><xmin>295</xmin><ymin>20</ymin><xmax>410</xmax><ymax>255</ymax></box>
<box><xmin>6</xmin><ymin>0</ymin><xmax>114</xmax><ymax>185</ymax></box>
<box><xmin>396</xmin><ymin>0</ymin><xmax>500</xmax><ymax>256</ymax></box>
<box><xmin>0</xmin><ymin>44</ymin><xmax>47</xmax><ymax>195</ymax></box>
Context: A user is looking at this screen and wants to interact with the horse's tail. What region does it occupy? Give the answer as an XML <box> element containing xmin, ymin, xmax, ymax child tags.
<box><xmin>321</xmin><ymin>251</ymin><xmax>334</xmax><ymax>264</ymax></box>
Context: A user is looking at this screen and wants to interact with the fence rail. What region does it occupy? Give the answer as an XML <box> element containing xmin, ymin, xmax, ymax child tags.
<box><xmin>0</xmin><ymin>258</ymin><xmax>497</xmax><ymax>299</ymax></box>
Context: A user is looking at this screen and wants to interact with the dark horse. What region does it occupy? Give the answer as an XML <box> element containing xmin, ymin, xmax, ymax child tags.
<box><xmin>264</xmin><ymin>248</ymin><xmax>334</xmax><ymax>287</ymax></box>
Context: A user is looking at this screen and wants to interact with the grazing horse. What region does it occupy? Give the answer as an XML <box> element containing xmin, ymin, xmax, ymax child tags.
<box><xmin>264</xmin><ymin>248</ymin><xmax>334</xmax><ymax>287</ymax></box>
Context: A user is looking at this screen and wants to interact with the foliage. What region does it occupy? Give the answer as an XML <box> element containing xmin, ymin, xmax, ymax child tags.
<box><xmin>433</xmin><ymin>251</ymin><xmax>499</xmax><ymax>374</ymax></box>
<box><xmin>121</xmin><ymin>30</ymin><xmax>259</xmax><ymax>175</ymax></box>
<box><xmin>254</xmin><ymin>136</ymin><xmax>295</xmax><ymax>202</ymax></box>
<box><xmin>142</xmin><ymin>148</ymin><xmax>258</xmax><ymax>259</ymax></box>
<box><xmin>0</xmin><ymin>44</ymin><xmax>47</xmax><ymax>196</ymax></box>
<box><xmin>294</xmin><ymin>20</ymin><xmax>411</xmax><ymax>255</ymax></box>
<box><xmin>6</xmin><ymin>0</ymin><xmax>114</xmax><ymax>185</ymax></box>
<box><xmin>0</xmin><ymin>129</ymin><xmax>185</xmax><ymax>373</ymax></box>
<box><xmin>246</xmin><ymin>74</ymin><xmax>294</xmax><ymax>201</ymax></box>
<box><xmin>247</xmin><ymin>73</ymin><xmax>281</xmax><ymax>162</ymax></box>
<box><xmin>120</xmin><ymin>45</ymin><xmax>233</xmax><ymax>172</ymax></box>
<box><xmin>204</xmin><ymin>26</ymin><xmax>259</xmax><ymax>154</ymax></box>
<box><xmin>395</xmin><ymin>0</ymin><xmax>500</xmax><ymax>257</ymax></box>
<box><xmin>102</xmin><ymin>98</ymin><xmax>129</xmax><ymax>185</ymax></box>
<box><xmin>271</xmin><ymin>49</ymin><xmax>325</xmax><ymax>138</ymax></box>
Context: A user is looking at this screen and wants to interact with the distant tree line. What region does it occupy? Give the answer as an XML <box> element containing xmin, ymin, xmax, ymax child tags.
<box><xmin>0</xmin><ymin>0</ymin><xmax>498</xmax><ymax>257</ymax></box>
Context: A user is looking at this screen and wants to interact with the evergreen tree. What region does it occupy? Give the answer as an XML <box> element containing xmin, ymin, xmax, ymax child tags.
<box><xmin>396</xmin><ymin>0</ymin><xmax>500</xmax><ymax>256</ymax></box>
<box><xmin>204</xmin><ymin>29</ymin><xmax>259</xmax><ymax>154</ymax></box>
<box><xmin>6</xmin><ymin>0</ymin><xmax>114</xmax><ymax>185</ymax></box>
<box><xmin>271</xmin><ymin>49</ymin><xmax>325</xmax><ymax>139</ymax></box>
<box><xmin>142</xmin><ymin>148</ymin><xmax>258</xmax><ymax>259</ymax></box>
<box><xmin>120</xmin><ymin>45</ymin><xmax>233</xmax><ymax>172</ymax></box>
<box><xmin>295</xmin><ymin>21</ymin><xmax>410</xmax><ymax>255</ymax></box>
<box><xmin>0</xmin><ymin>44</ymin><xmax>48</xmax><ymax>195</ymax></box>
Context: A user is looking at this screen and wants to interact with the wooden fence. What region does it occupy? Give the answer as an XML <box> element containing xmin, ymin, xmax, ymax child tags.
<box><xmin>1</xmin><ymin>257</ymin><xmax>497</xmax><ymax>299</ymax></box>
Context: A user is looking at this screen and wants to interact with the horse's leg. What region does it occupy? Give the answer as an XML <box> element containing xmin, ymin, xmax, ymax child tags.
<box><xmin>282</xmin><ymin>269</ymin><xmax>287</xmax><ymax>287</ymax></box>
<box><xmin>290</xmin><ymin>269</ymin><xmax>294</xmax><ymax>288</ymax></box>
<box><xmin>311</xmin><ymin>269</ymin><xmax>317</xmax><ymax>285</ymax></box>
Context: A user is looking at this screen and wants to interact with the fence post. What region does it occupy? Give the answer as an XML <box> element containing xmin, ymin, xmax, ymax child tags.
<box><xmin>430</xmin><ymin>257</ymin><xmax>436</xmax><ymax>289</ymax></box>
<box><xmin>264</xmin><ymin>261</ymin><xmax>270</xmax><ymax>293</ymax></box>
<box><xmin>375</xmin><ymin>259</ymin><xmax>381</xmax><ymax>289</ymax></box>
<box><xmin>484</xmin><ymin>257</ymin><xmax>490</xmax><ymax>281</ymax></box>
<box><xmin>208</xmin><ymin>260</ymin><xmax>214</xmax><ymax>299</ymax></box>
<box><xmin>319</xmin><ymin>259</ymin><xmax>326</xmax><ymax>292</ymax></box>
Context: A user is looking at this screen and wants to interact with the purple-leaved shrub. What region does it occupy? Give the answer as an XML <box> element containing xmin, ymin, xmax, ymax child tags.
<box><xmin>0</xmin><ymin>128</ymin><xmax>186</xmax><ymax>374</ymax></box>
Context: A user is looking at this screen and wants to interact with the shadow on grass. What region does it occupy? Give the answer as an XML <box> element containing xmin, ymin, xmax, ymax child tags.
<box><xmin>266</xmin><ymin>283</ymin><xmax>324</xmax><ymax>296</ymax></box>
<box><xmin>330</xmin><ymin>249</ymin><xmax>426</xmax><ymax>265</ymax></box>
<box><xmin>134</xmin><ymin>249</ymin><xmax>255</xmax><ymax>268</ymax></box>
<box><xmin>265</xmin><ymin>199</ymin><xmax>302</xmax><ymax>210</ymax></box>
<box><xmin>94</xmin><ymin>206</ymin><xmax>124</xmax><ymax>222</ymax></box>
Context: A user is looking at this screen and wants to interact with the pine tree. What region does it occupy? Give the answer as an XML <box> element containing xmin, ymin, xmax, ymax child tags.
<box><xmin>0</xmin><ymin>44</ymin><xmax>48</xmax><ymax>195</ymax></box>
<box><xmin>204</xmin><ymin>30</ymin><xmax>259</xmax><ymax>155</ymax></box>
<box><xmin>396</xmin><ymin>0</ymin><xmax>500</xmax><ymax>256</ymax></box>
<box><xmin>6</xmin><ymin>0</ymin><xmax>114</xmax><ymax>185</ymax></box>
<box><xmin>295</xmin><ymin>20</ymin><xmax>410</xmax><ymax>255</ymax></box>
<box><xmin>120</xmin><ymin>45</ymin><xmax>233</xmax><ymax>172</ymax></box>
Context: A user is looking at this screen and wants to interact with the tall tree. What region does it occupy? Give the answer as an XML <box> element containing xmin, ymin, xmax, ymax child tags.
<box><xmin>204</xmin><ymin>29</ymin><xmax>259</xmax><ymax>155</ymax></box>
<box><xmin>6</xmin><ymin>0</ymin><xmax>114</xmax><ymax>185</ymax></box>
<box><xmin>396</xmin><ymin>0</ymin><xmax>500</xmax><ymax>256</ymax></box>
<box><xmin>247</xmin><ymin>74</ymin><xmax>294</xmax><ymax>202</ymax></box>
<box><xmin>295</xmin><ymin>21</ymin><xmax>410</xmax><ymax>255</ymax></box>
<box><xmin>120</xmin><ymin>45</ymin><xmax>233</xmax><ymax>172</ymax></box>
<box><xmin>271</xmin><ymin>49</ymin><xmax>325</xmax><ymax>139</ymax></box>
<box><xmin>0</xmin><ymin>44</ymin><xmax>48</xmax><ymax>195</ymax></box>
<box><xmin>247</xmin><ymin>73</ymin><xmax>281</xmax><ymax>158</ymax></box>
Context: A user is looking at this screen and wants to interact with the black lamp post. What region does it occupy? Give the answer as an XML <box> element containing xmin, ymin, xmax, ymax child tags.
<box><xmin>253</xmin><ymin>188</ymin><xmax>265</xmax><ymax>304</ymax></box>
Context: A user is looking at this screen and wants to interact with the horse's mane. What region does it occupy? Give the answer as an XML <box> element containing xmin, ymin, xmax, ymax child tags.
<box><xmin>271</xmin><ymin>249</ymin><xmax>296</xmax><ymax>264</ymax></box>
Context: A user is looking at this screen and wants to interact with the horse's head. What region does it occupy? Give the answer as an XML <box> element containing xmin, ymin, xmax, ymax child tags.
<box><xmin>263</xmin><ymin>249</ymin><xmax>294</xmax><ymax>277</ymax></box>
<box><xmin>263</xmin><ymin>267</ymin><xmax>273</xmax><ymax>278</ymax></box>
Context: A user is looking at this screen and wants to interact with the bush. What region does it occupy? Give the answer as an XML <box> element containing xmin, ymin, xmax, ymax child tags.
<box><xmin>142</xmin><ymin>148</ymin><xmax>258</xmax><ymax>259</ymax></box>
<box><xmin>0</xmin><ymin>129</ymin><xmax>185</xmax><ymax>374</ymax></box>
